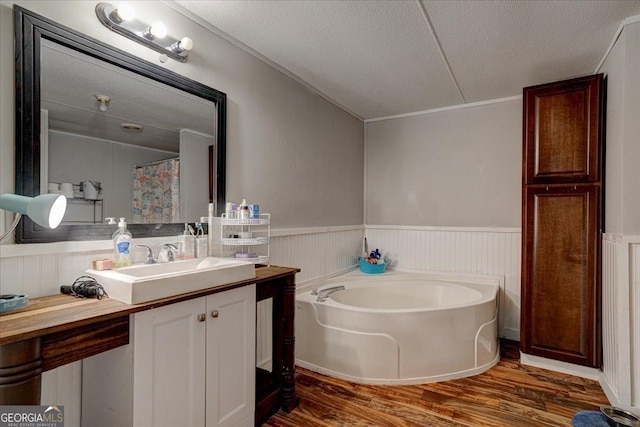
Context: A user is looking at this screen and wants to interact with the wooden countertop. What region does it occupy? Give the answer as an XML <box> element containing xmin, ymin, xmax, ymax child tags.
<box><xmin>0</xmin><ymin>265</ymin><xmax>299</xmax><ymax>346</ymax></box>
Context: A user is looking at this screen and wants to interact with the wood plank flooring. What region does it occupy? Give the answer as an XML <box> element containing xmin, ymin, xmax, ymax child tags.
<box><xmin>264</xmin><ymin>340</ymin><xmax>609</xmax><ymax>426</ymax></box>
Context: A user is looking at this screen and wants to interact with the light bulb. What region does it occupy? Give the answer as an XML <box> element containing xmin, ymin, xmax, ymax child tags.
<box><xmin>149</xmin><ymin>22</ymin><xmax>167</xmax><ymax>39</ymax></box>
<box><xmin>179</xmin><ymin>37</ymin><xmax>194</xmax><ymax>51</ymax></box>
<box><xmin>116</xmin><ymin>3</ymin><xmax>135</xmax><ymax>22</ymax></box>
<box><xmin>48</xmin><ymin>195</ymin><xmax>67</xmax><ymax>228</ymax></box>
<box><xmin>95</xmin><ymin>95</ymin><xmax>110</xmax><ymax>112</ymax></box>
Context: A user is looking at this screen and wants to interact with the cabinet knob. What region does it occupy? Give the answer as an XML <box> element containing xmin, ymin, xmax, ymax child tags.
<box><xmin>211</xmin><ymin>310</ymin><xmax>219</xmax><ymax>318</ymax></box>
<box><xmin>197</xmin><ymin>313</ymin><xmax>206</xmax><ymax>322</ymax></box>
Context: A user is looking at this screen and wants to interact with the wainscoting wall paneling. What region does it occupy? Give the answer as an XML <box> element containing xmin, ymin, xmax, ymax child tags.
<box><xmin>365</xmin><ymin>225</ymin><xmax>522</xmax><ymax>340</ymax></box>
<box><xmin>600</xmin><ymin>233</ymin><xmax>640</xmax><ymax>413</ymax></box>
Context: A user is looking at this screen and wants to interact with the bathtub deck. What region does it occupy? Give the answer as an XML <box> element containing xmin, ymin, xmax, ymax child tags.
<box><xmin>264</xmin><ymin>340</ymin><xmax>609</xmax><ymax>426</ymax></box>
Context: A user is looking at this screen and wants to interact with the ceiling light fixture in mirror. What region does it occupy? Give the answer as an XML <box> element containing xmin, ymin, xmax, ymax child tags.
<box><xmin>95</xmin><ymin>2</ymin><xmax>193</xmax><ymax>62</ymax></box>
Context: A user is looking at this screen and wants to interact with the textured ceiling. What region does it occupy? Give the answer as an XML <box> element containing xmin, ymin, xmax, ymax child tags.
<box><xmin>41</xmin><ymin>39</ymin><xmax>215</xmax><ymax>152</ymax></box>
<box><xmin>174</xmin><ymin>0</ymin><xmax>640</xmax><ymax>120</ymax></box>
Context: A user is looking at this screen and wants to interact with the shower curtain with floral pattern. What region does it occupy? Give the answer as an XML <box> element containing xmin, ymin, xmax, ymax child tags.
<box><xmin>132</xmin><ymin>159</ymin><xmax>180</xmax><ymax>223</ymax></box>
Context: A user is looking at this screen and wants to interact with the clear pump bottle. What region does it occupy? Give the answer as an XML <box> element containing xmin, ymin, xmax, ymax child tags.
<box><xmin>112</xmin><ymin>217</ymin><xmax>132</xmax><ymax>267</ymax></box>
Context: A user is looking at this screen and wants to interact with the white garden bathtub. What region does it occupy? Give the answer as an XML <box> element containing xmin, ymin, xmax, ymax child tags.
<box><xmin>295</xmin><ymin>270</ymin><xmax>500</xmax><ymax>385</ymax></box>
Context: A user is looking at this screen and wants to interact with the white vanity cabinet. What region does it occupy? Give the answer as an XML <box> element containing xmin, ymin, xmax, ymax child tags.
<box><xmin>204</xmin><ymin>286</ymin><xmax>256</xmax><ymax>427</ymax></box>
<box><xmin>81</xmin><ymin>284</ymin><xmax>256</xmax><ymax>427</ymax></box>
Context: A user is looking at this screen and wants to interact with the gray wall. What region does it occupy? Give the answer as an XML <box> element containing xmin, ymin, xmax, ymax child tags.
<box><xmin>601</xmin><ymin>21</ymin><xmax>640</xmax><ymax>235</ymax></box>
<box><xmin>49</xmin><ymin>131</ymin><xmax>174</xmax><ymax>222</ymax></box>
<box><xmin>0</xmin><ymin>1</ymin><xmax>364</xmax><ymax>232</ymax></box>
<box><xmin>365</xmin><ymin>100</ymin><xmax>522</xmax><ymax>227</ymax></box>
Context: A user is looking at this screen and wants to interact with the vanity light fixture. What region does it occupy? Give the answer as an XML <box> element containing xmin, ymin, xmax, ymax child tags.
<box><xmin>170</xmin><ymin>37</ymin><xmax>194</xmax><ymax>55</ymax></box>
<box><xmin>95</xmin><ymin>3</ymin><xmax>193</xmax><ymax>62</ymax></box>
<box><xmin>95</xmin><ymin>94</ymin><xmax>111</xmax><ymax>112</ymax></box>
<box><xmin>143</xmin><ymin>21</ymin><xmax>167</xmax><ymax>40</ymax></box>
<box><xmin>107</xmin><ymin>2</ymin><xmax>134</xmax><ymax>23</ymax></box>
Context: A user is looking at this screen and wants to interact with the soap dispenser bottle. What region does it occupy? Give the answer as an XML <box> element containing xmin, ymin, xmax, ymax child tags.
<box><xmin>112</xmin><ymin>217</ymin><xmax>132</xmax><ymax>267</ymax></box>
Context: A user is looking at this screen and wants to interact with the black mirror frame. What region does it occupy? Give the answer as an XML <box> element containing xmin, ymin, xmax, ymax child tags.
<box><xmin>14</xmin><ymin>6</ymin><xmax>226</xmax><ymax>243</ymax></box>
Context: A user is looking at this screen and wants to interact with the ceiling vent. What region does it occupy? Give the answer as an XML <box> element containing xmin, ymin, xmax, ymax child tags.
<box><xmin>121</xmin><ymin>123</ymin><xmax>143</xmax><ymax>132</ymax></box>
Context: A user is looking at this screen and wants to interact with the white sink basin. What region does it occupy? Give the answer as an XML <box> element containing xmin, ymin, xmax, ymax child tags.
<box><xmin>86</xmin><ymin>257</ymin><xmax>256</xmax><ymax>304</ymax></box>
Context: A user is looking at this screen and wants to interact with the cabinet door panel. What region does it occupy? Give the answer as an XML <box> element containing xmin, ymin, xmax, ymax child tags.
<box><xmin>134</xmin><ymin>298</ymin><xmax>207</xmax><ymax>427</ymax></box>
<box><xmin>206</xmin><ymin>284</ymin><xmax>256</xmax><ymax>427</ymax></box>
<box><xmin>524</xmin><ymin>75</ymin><xmax>603</xmax><ymax>184</ymax></box>
<box><xmin>521</xmin><ymin>185</ymin><xmax>600</xmax><ymax>366</ymax></box>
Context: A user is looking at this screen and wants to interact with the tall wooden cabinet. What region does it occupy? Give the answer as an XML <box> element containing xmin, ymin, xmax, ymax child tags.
<box><xmin>520</xmin><ymin>74</ymin><xmax>605</xmax><ymax>367</ymax></box>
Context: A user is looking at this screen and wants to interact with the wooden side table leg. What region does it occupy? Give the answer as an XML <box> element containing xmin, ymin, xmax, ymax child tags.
<box><xmin>272</xmin><ymin>289</ymin><xmax>283</xmax><ymax>390</ymax></box>
<box><xmin>0</xmin><ymin>338</ymin><xmax>43</xmax><ymax>404</ymax></box>
<box><xmin>280</xmin><ymin>275</ymin><xmax>299</xmax><ymax>412</ymax></box>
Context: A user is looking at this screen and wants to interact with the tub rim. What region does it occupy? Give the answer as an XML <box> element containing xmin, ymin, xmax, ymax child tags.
<box><xmin>296</xmin><ymin>269</ymin><xmax>500</xmax><ymax>314</ymax></box>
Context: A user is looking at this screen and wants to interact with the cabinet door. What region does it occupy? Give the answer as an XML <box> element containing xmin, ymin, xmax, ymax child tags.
<box><xmin>134</xmin><ymin>298</ymin><xmax>207</xmax><ymax>427</ymax></box>
<box><xmin>206</xmin><ymin>284</ymin><xmax>256</xmax><ymax>427</ymax></box>
<box><xmin>521</xmin><ymin>185</ymin><xmax>601</xmax><ymax>367</ymax></box>
<box><xmin>523</xmin><ymin>74</ymin><xmax>603</xmax><ymax>184</ymax></box>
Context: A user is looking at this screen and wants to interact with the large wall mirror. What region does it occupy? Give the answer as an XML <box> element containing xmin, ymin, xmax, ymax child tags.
<box><xmin>14</xmin><ymin>6</ymin><xmax>226</xmax><ymax>243</ymax></box>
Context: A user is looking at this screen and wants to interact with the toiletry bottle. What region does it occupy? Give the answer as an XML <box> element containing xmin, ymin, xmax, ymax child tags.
<box><xmin>112</xmin><ymin>217</ymin><xmax>132</xmax><ymax>267</ymax></box>
<box><xmin>225</xmin><ymin>202</ymin><xmax>236</xmax><ymax>219</ymax></box>
<box><xmin>207</xmin><ymin>203</ymin><xmax>216</xmax><ymax>257</ymax></box>
<box><xmin>195</xmin><ymin>223</ymin><xmax>207</xmax><ymax>258</ymax></box>
<box><xmin>238</xmin><ymin>199</ymin><xmax>250</xmax><ymax>219</ymax></box>
<box><xmin>178</xmin><ymin>223</ymin><xmax>195</xmax><ymax>260</ymax></box>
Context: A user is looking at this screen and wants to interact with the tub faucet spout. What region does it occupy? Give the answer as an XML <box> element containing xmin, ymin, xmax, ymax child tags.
<box><xmin>316</xmin><ymin>285</ymin><xmax>345</xmax><ymax>302</ymax></box>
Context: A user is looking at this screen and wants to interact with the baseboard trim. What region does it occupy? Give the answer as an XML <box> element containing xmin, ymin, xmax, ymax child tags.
<box><xmin>598</xmin><ymin>372</ymin><xmax>640</xmax><ymax>416</ymax></box>
<box><xmin>599</xmin><ymin>371</ymin><xmax>621</xmax><ymax>407</ymax></box>
<box><xmin>520</xmin><ymin>352</ymin><xmax>600</xmax><ymax>380</ymax></box>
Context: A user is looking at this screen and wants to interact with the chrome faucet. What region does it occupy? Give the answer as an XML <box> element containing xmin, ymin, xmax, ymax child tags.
<box><xmin>315</xmin><ymin>285</ymin><xmax>345</xmax><ymax>302</ymax></box>
<box><xmin>135</xmin><ymin>245</ymin><xmax>156</xmax><ymax>264</ymax></box>
<box><xmin>159</xmin><ymin>243</ymin><xmax>178</xmax><ymax>262</ymax></box>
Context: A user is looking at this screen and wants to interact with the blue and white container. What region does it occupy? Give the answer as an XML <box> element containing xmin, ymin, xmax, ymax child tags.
<box><xmin>249</xmin><ymin>204</ymin><xmax>260</xmax><ymax>219</ymax></box>
<box><xmin>359</xmin><ymin>258</ymin><xmax>386</xmax><ymax>274</ymax></box>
